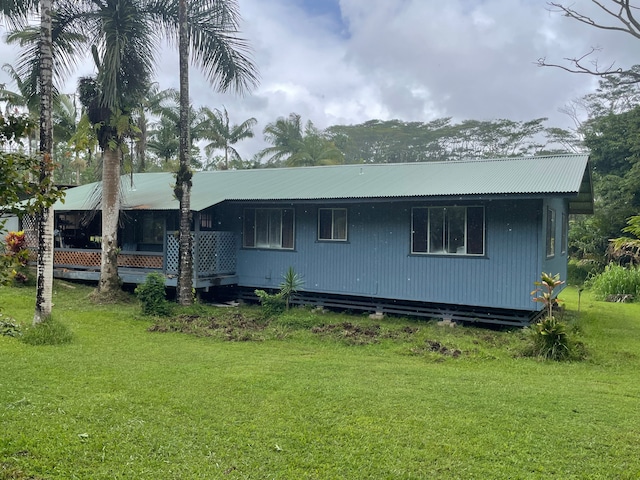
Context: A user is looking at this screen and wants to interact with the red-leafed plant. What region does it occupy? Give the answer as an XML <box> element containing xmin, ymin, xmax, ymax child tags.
<box><xmin>2</xmin><ymin>231</ymin><xmax>30</xmax><ymax>284</ymax></box>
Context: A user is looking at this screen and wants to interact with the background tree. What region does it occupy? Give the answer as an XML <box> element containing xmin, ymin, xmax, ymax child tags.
<box><xmin>259</xmin><ymin>112</ymin><xmax>303</xmax><ymax>165</ymax></box>
<box><xmin>200</xmin><ymin>106</ymin><xmax>256</xmax><ymax>169</ymax></box>
<box><xmin>259</xmin><ymin>113</ymin><xmax>343</xmax><ymax>167</ymax></box>
<box><xmin>540</xmin><ymin>1</ymin><xmax>640</xmax><ymax>84</ymax></box>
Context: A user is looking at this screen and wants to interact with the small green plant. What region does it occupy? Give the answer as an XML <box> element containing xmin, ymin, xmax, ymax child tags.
<box><xmin>587</xmin><ymin>263</ymin><xmax>640</xmax><ymax>300</ymax></box>
<box><xmin>135</xmin><ymin>272</ymin><xmax>171</xmax><ymax>316</ymax></box>
<box><xmin>527</xmin><ymin>272</ymin><xmax>573</xmax><ymax>361</ymax></box>
<box><xmin>254</xmin><ymin>289</ymin><xmax>285</xmax><ymax>317</ymax></box>
<box><xmin>279</xmin><ymin>266</ymin><xmax>304</xmax><ymax>310</ymax></box>
<box><xmin>21</xmin><ymin>318</ymin><xmax>73</xmax><ymax>345</ymax></box>
<box><xmin>0</xmin><ymin>313</ymin><xmax>22</xmax><ymax>337</ymax></box>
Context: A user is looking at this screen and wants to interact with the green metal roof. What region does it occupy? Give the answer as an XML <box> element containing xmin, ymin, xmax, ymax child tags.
<box><xmin>56</xmin><ymin>154</ymin><xmax>593</xmax><ymax>214</ymax></box>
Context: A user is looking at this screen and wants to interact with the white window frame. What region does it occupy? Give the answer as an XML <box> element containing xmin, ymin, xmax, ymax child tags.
<box><xmin>243</xmin><ymin>208</ymin><xmax>295</xmax><ymax>250</ymax></box>
<box><xmin>318</xmin><ymin>208</ymin><xmax>348</xmax><ymax>241</ymax></box>
<box><xmin>411</xmin><ymin>206</ymin><xmax>485</xmax><ymax>256</ymax></box>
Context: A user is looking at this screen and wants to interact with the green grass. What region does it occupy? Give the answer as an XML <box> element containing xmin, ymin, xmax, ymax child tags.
<box><xmin>1</xmin><ymin>282</ymin><xmax>640</xmax><ymax>479</ymax></box>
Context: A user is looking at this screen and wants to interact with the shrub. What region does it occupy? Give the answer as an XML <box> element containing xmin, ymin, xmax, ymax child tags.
<box><xmin>135</xmin><ymin>272</ymin><xmax>172</xmax><ymax>316</ymax></box>
<box><xmin>21</xmin><ymin>318</ymin><xmax>73</xmax><ymax>346</ymax></box>
<box><xmin>526</xmin><ymin>272</ymin><xmax>580</xmax><ymax>361</ymax></box>
<box><xmin>254</xmin><ymin>289</ymin><xmax>285</xmax><ymax>317</ymax></box>
<box><xmin>587</xmin><ymin>264</ymin><xmax>640</xmax><ymax>300</ymax></box>
<box><xmin>526</xmin><ymin>316</ymin><xmax>571</xmax><ymax>360</ymax></box>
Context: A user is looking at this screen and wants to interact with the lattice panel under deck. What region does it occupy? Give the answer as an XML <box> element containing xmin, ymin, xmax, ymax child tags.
<box><xmin>165</xmin><ymin>233</ymin><xmax>181</xmax><ymax>274</ymax></box>
<box><xmin>197</xmin><ymin>232</ymin><xmax>236</xmax><ymax>276</ymax></box>
<box><xmin>166</xmin><ymin>231</ymin><xmax>237</xmax><ymax>276</ymax></box>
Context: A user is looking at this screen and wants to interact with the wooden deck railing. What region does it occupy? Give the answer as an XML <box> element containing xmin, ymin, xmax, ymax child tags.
<box><xmin>53</xmin><ymin>249</ymin><xmax>163</xmax><ymax>270</ymax></box>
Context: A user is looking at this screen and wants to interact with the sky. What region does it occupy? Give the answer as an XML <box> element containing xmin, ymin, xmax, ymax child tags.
<box><xmin>1</xmin><ymin>0</ymin><xmax>639</xmax><ymax>160</ymax></box>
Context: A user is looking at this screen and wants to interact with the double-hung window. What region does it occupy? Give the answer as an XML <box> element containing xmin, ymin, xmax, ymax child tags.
<box><xmin>318</xmin><ymin>208</ymin><xmax>347</xmax><ymax>241</ymax></box>
<box><xmin>411</xmin><ymin>206</ymin><xmax>484</xmax><ymax>255</ymax></box>
<box><xmin>546</xmin><ymin>207</ymin><xmax>556</xmax><ymax>258</ymax></box>
<box><xmin>243</xmin><ymin>208</ymin><xmax>294</xmax><ymax>249</ymax></box>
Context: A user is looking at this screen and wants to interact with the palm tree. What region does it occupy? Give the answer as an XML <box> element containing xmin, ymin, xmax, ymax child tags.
<box><xmin>147</xmin><ymin>114</ymin><xmax>180</xmax><ymax>166</ymax></box>
<box><xmin>259</xmin><ymin>113</ymin><xmax>344</xmax><ymax>167</ymax></box>
<box><xmin>132</xmin><ymin>85</ymin><xmax>179</xmax><ymax>172</ymax></box>
<box><xmin>287</xmin><ymin>122</ymin><xmax>344</xmax><ymax>167</ymax></box>
<box><xmin>259</xmin><ymin>113</ymin><xmax>304</xmax><ymax>165</ymax></box>
<box><xmin>200</xmin><ymin>106</ymin><xmax>256</xmax><ymax>169</ymax></box>
<box><xmin>1</xmin><ymin>0</ymin><xmax>57</xmax><ymax>324</ymax></box>
<box><xmin>33</xmin><ymin>0</ymin><xmax>55</xmax><ymax>324</ymax></box>
<box><xmin>176</xmin><ymin>0</ymin><xmax>192</xmax><ymax>305</ymax></box>
<box><xmin>9</xmin><ymin>0</ymin><xmax>257</xmax><ymax>297</ymax></box>
<box><xmin>173</xmin><ymin>0</ymin><xmax>258</xmax><ymax>305</ymax></box>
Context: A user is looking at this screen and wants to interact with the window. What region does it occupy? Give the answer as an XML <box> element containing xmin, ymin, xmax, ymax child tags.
<box><xmin>318</xmin><ymin>208</ymin><xmax>347</xmax><ymax>241</ymax></box>
<box><xmin>546</xmin><ymin>207</ymin><xmax>556</xmax><ymax>257</ymax></box>
<box><xmin>200</xmin><ymin>212</ymin><xmax>213</xmax><ymax>230</ymax></box>
<box><xmin>243</xmin><ymin>208</ymin><xmax>294</xmax><ymax>249</ymax></box>
<box><xmin>411</xmin><ymin>206</ymin><xmax>484</xmax><ymax>255</ymax></box>
<box><xmin>561</xmin><ymin>213</ymin><xmax>567</xmax><ymax>255</ymax></box>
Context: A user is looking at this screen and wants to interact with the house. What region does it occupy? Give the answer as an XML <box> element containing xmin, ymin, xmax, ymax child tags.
<box><xmin>27</xmin><ymin>154</ymin><xmax>593</xmax><ymax>325</ymax></box>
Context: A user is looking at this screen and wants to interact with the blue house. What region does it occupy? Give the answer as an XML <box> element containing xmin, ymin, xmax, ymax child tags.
<box><xmin>34</xmin><ymin>154</ymin><xmax>593</xmax><ymax>325</ymax></box>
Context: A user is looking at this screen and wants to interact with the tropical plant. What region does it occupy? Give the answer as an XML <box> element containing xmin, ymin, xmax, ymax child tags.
<box><xmin>527</xmin><ymin>272</ymin><xmax>573</xmax><ymax>361</ymax></box>
<box><xmin>279</xmin><ymin>266</ymin><xmax>304</xmax><ymax>310</ymax></box>
<box><xmin>609</xmin><ymin>215</ymin><xmax>640</xmax><ymax>266</ymax></box>
<box><xmin>3</xmin><ymin>231</ymin><xmax>30</xmax><ymax>284</ymax></box>
<box><xmin>531</xmin><ymin>272</ymin><xmax>565</xmax><ymax>320</ymax></box>
<box><xmin>200</xmin><ymin>106</ymin><xmax>256</xmax><ymax>169</ymax></box>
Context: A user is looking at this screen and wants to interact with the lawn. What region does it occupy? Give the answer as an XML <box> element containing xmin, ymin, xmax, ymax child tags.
<box><xmin>1</xmin><ymin>282</ymin><xmax>639</xmax><ymax>479</ymax></box>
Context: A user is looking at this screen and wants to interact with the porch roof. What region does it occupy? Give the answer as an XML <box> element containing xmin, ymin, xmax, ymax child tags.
<box><xmin>56</xmin><ymin>154</ymin><xmax>593</xmax><ymax>214</ymax></box>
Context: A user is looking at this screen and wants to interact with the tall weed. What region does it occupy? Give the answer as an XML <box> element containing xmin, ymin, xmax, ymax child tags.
<box><xmin>21</xmin><ymin>318</ymin><xmax>73</xmax><ymax>345</ymax></box>
<box><xmin>587</xmin><ymin>264</ymin><xmax>640</xmax><ymax>300</ymax></box>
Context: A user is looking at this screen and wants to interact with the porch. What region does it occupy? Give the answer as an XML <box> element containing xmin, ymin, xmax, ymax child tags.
<box><xmin>50</xmin><ymin>231</ymin><xmax>239</xmax><ymax>288</ymax></box>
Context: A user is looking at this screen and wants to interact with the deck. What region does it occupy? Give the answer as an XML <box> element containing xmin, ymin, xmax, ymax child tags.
<box><xmin>48</xmin><ymin>231</ymin><xmax>239</xmax><ymax>288</ymax></box>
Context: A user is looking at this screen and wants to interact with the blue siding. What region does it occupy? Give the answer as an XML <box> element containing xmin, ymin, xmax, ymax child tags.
<box><xmin>220</xmin><ymin>199</ymin><xmax>547</xmax><ymax>311</ymax></box>
<box><xmin>541</xmin><ymin>197</ymin><xmax>569</xmax><ymax>296</ymax></box>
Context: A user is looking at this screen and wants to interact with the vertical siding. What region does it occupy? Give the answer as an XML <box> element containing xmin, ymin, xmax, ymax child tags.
<box><xmin>224</xmin><ymin>199</ymin><xmax>546</xmax><ymax>311</ymax></box>
<box><xmin>541</xmin><ymin>197</ymin><xmax>569</xmax><ymax>293</ymax></box>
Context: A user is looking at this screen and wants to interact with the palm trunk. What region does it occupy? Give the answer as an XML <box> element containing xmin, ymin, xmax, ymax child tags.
<box><xmin>98</xmin><ymin>147</ymin><xmax>121</xmax><ymax>293</ymax></box>
<box><xmin>176</xmin><ymin>0</ymin><xmax>193</xmax><ymax>305</ymax></box>
<box><xmin>34</xmin><ymin>0</ymin><xmax>54</xmax><ymax>325</ymax></box>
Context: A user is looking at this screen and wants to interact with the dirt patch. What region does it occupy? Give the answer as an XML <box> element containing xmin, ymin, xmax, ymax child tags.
<box><xmin>149</xmin><ymin>312</ymin><xmax>268</xmax><ymax>341</ymax></box>
<box><xmin>311</xmin><ymin>322</ymin><xmax>383</xmax><ymax>345</ymax></box>
<box><xmin>411</xmin><ymin>339</ymin><xmax>462</xmax><ymax>358</ymax></box>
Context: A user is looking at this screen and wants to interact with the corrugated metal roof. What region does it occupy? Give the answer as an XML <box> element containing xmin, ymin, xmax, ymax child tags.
<box><xmin>56</xmin><ymin>154</ymin><xmax>592</xmax><ymax>212</ymax></box>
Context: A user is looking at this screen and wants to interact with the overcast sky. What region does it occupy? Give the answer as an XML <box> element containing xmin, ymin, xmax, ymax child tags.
<box><xmin>1</xmin><ymin>0</ymin><xmax>639</xmax><ymax>159</ymax></box>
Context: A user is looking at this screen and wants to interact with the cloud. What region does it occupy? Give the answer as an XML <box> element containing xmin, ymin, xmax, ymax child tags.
<box><xmin>2</xmin><ymin>0</ymin><xmax>639</xmax><ymax>160</ymax></box>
